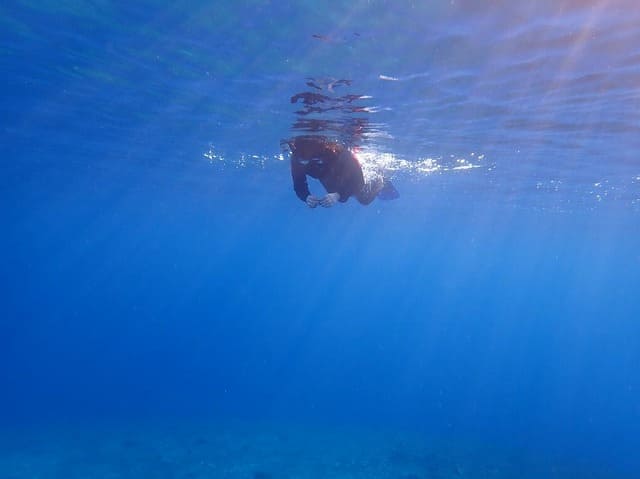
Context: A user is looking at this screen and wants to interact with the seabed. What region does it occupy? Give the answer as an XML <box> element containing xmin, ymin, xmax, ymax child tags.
<box><xmin>0</xmin><ymin>419</ymin><xmax>625</xmax><ymax>478</ymax></box>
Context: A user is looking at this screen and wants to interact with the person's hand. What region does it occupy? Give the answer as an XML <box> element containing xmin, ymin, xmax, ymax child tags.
<box><xmin>306</xmin><ymin>195</ymin><xmax>320</xmax><ymax>208</ymax></box>
<box><xmin>320</xmin><ymin>192</ymin><xmax>340</xmax><ymax>207</ymax></box>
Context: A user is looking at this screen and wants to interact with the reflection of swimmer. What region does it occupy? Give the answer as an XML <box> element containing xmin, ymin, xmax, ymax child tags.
<box><xmin>285</xmin><ymin>135</ymin><xmax>399</xmax><ymax>208</ymax></box>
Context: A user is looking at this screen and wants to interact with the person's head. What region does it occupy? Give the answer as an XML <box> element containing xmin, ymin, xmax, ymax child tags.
<box><xmin>287</xmin><ymin>135</ymin><xmax>333</xmax><ymax>156</ymax></box>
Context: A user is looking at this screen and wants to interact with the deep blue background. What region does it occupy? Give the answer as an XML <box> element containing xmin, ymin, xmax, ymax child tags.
<box><xmin>2</xmin><ymin>1</ymin><xmax>640</xmax><ymax>476</ymax></box>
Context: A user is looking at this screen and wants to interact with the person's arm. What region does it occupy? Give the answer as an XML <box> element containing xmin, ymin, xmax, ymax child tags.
<box><xmin>291</xmin><ymin>157</ymin><xmax>321</xmax><ymax>207</ymax></box>
<box><xmin>334</xmin><ymin>149</ymin><xmax>365</xmax><ymax>202</ymax></box>
<box><xmin>291</xmin><ymin>157</ymin><xmax>311</xmax><ymax>202</ymax></box>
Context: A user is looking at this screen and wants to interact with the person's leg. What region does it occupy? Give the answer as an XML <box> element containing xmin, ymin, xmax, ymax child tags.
<box><xmin>356</xmin><ymin>165</ymin><xmax>384</xmax><ymax>205</ymax></box>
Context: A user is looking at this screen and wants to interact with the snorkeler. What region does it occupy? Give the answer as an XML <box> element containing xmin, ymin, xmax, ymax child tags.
<box><xmin>286</xmin><ymin>135</ymin><xmax>398</xmax><ymax>208</ymax></box>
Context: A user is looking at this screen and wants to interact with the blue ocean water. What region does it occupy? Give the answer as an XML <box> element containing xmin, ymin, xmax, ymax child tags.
<box><xmin>2</xmin><ymin>1</ymin><xmax>640</xmax><ymax>477</ymax></box>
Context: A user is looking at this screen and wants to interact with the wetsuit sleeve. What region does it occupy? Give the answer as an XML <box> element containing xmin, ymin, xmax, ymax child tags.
<box><xmin>291</xmin><ymin>158</ymin><xmax>311</xmax><ymax>202</ymax></box>
<box><xmin>335</xmin><ymin>150</ymin><xmax>365</xmax><ymax>202</ymax></box>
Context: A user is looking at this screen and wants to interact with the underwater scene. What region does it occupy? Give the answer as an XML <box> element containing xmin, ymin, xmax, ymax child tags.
<box><xmin>2</xmin><ymin>1</ymin><xmax>639</xmax><ymax>478</ymax></box>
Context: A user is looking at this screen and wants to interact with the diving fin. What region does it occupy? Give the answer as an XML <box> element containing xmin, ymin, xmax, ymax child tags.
<box><xmin>377</xmin><ymin>178</ymin><xmax>399</xmax><ymax>200</ymax></box>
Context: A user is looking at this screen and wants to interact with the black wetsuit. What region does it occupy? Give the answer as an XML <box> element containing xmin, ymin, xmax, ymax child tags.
<box><xmin>289</xmin><ymin>136</ymin><xmax>365</xmax><ymax>203</ymax></box>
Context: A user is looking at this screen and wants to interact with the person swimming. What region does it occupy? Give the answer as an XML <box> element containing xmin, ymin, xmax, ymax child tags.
<box><xmin>285</xmin><ymin>135</ymin><xmax>398</xmax><ymax>208</ymax></box>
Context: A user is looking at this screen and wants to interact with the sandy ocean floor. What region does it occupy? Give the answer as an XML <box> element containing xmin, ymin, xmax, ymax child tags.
<box><xmin>0</xmin><ymin>419</ymin><xmax>629</xmax><ymax>479</ymax></box>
